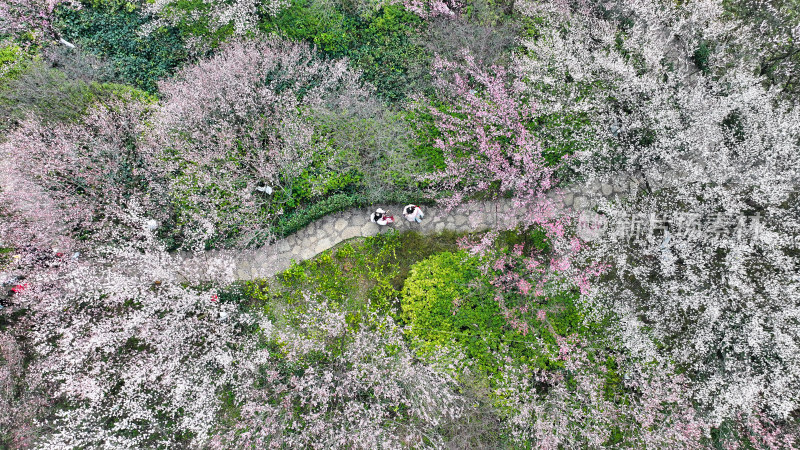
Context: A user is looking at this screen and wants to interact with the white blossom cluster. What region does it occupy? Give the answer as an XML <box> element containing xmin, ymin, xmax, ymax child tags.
<box><xmin>140</xmin><ymin>0</ymin><xmax>289</xmax><ymax>51</ymax></box>
<box><xmin>21</xmin><ymin>245</ymin><xmax>251</xmax><ymax>448</ymax></box>
<box><xmin>518</xmin><ymin>0</ymin><xmax>800</xmax><ymax>424</ymax></box>
<box><xmin>2</xmin><ymin>222</ymin><xmax>465</xmax><ymax>447</ymax></box>
<box><xmin>219</xmin><ymin>296</ymin><xmax>466</xmax><ymax>448</ymax></box>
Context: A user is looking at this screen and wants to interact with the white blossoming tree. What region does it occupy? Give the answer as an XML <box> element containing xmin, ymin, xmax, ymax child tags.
<box><xmin>517</xmin><ymin>0</ymin><xmax>800</xmax><ymax>431</ymax></box>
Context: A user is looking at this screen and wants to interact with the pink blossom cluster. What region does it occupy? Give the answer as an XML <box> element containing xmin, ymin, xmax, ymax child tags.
<box><xmin>401</xmin><ymin>0</ymin><xmax>460</xmax><ymax>19</ymax></box>
<box><xmin>0</xmin><ymin>37</ymin><xmax>372</xmax><ymax>253</ymax></box>
<box><xmin>0</xmin><ymin>100</ymin><xmax>169</xmax><ymax>254</ymax></box>
<box><xmin>0</xmin><ymin>331</ymin><xmax>51</xmax><ymax>448</ymax></box>
<box><xmin>0</xmin><ymin>225</ymin><xmax>467</xmax><ymax>448</ymax></box>
<box><xmin>15</xmin><ymin>243</ymin><xmax>250</xmax><ymax>448</ymax></box>
<box><xmin>424</xmin><ymin>54</ymin><xmax>558</xmax><ymax>212</ymax></box>
<box><xmin>422</xmin><ymin>56</ymin><xmax>602</xmax><ymax>345</ymax></box>
<box><xmin>0</xmin><ymin>0</ymin><xmax>80</xmax><ymax>43</ymax></box>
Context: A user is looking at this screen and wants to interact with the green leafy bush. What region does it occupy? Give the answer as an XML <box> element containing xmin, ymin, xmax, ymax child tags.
<box><xmin>270</xmin><ymin>232</ymin><xmax>464</xmax><ymax>319</ymax></box>
<box><xmin>401</xmin><ymin>251</ymin><xmax>556</xmax><ymax>375</ymax></box>
<box><xmin>0</xmin><ymin>61</ymin><xmax>155</xmax><ymax>131</ymax></box>
<box><xmin>0</xmin><ymin>41</ymin><xmax>31</xmax><ymax>86</ymax></box>
<box><xmin>310</xmin><ymin>107</ymin><xmax>427</xmax><ymax>199</ymax></box>
<box><xmin>495</xmin><ymin>224</ymin><xmax>551</xmax><ymax>254</ymax></box>
<box><xmin>405</xmin><ymin>105</ymin><xmax>447</xmax><ymax>171</ymax></box>
<box><xmin>55</xmin><ymin>4</ymin><xmax>188</xmax><ymax>93</ymax></box>
<box><xmin>275</xmin><ymin>232</ymin><xmax>408</xmax><ymax>316</ymax></box>
<box><xmin>261</xmin><ymin>0</ymin><xmax>428</xmax><ymax>102</ymax></box>
<box><xmin>692</xmin><ymin>41</ymin><xmax>711</xmax><ymax>75</ymax></box>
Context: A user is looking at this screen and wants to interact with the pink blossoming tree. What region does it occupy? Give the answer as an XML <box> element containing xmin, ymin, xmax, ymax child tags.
<box><xmin>0</xmin><ymin>330</ymin><xmax>51</xmax><ymax>448</ymax></box>
<box><xmin>0</xmin><ymin>99</ymin><xmax>168</xmax><ymax>254</ymax></box>
<box><xmin>494</xmin><ymin>336</ymin><xmax>710</xmax><ymax>448</ymax></box>
<box><xmin>210</xmin><ymin>295</ymin><xmax>466</xmax><ymax>448</ymax></box>
<box><xmin>2</xmin><ymin>222</ymin><xmax>466</xmax><ymax>447</ymax></box>
<box><xmin>419</xmin><ymin>52</ymin><xmax>596</xmax><ymax>343</ymax></box>
<box><xmin>0</xmin><ymin>0</ymin><xmax>80</xmax><ymax>44</ymax></box>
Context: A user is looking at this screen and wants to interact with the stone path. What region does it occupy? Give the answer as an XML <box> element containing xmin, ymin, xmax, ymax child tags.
<box><xmin>173</xmin><ymin>175</ymin><xmax>642</xmax><ymax>282</ymax></box>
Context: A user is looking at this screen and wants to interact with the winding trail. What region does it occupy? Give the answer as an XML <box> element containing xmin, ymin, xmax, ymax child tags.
<box><xmin>172</xmin><ymin>175</ymin><xmax>638</xmax><ymax>282</ymax></box>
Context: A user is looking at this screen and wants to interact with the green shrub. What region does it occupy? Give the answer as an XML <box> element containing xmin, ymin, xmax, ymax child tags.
<box><xmin>55</xmin><ymin>4</ymin><xmax>188</xmax><ymax>93</ymax></box>
<box><xmin>310</xmin><ymin>107</ymin><xmax>427</xmax><ymax>198</ymax></box>
<box><xmin>261</xmin><ymin>0</ymin><xmax>428</xmax><ymax>102</ymax></box>
<box><xmin>692</xmin><ymin>41</ymin><xmax>711</xmax><ymax>75</ymax></box>
<box><xmin>275</xmin><ymin>232</ymin><xmax>406</xmax><ymax>315</ymax></box>
<box><xmin>0</xmin><ymin>42</ymin><xmax>31</xmax><ymax>86</ymax></box>
<box><xmin>529</xmin><ymin>110</ymin><xmax>594</xmax><ymax>167</ymax></box>
<box><xmin>271</xmin><ymin>231</ymin><xmax>464</xmax><ymax>320</ymax></box>
<box><xmin>0</xmin><ymin>247</ymin><xmax>14</xmax><ymax>276</ymax></box>
<box><xmin>721</xmin><ymin>109</ymin><xmax>746</xmax><ymax>147</ymax></box>
<box><xmin>495</xmin><ymin>224</ymin><xmax>551</xmax><ymax>254</ymax></box>
<box><xmin>401</xmin><ymin>251</ymin><xmax>556</xmax><ymax>375</ymax></box>
<box><xmin>405</xmin><ymin>105</ymin><xmax>447</xmax><ymax>171</ymax></box>
<box><xmin>543</xmin><ymin>290</ymin><xmax>583</xmax><ymax>337</ymax></box>
<box><xmin>0</xmin><ymin>61</ymin><xmax>155</xmax><ymax>131</ymax></box>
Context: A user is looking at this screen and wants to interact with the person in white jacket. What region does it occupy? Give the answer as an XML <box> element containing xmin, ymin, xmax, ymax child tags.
<box><xmin>370</xmin><ymin>208</ymin><xmax>395</xmax><ymax>226</ymax></box>
<box><xmin>403</xmin><ymin>204</ymin><xmax>424</xmax><ymax>223</ymax></box>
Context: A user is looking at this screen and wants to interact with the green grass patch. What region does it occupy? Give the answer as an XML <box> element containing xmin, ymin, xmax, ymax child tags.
<box><xmin>0</xmin><ymin>41</ymin><xmax>33</xmax><ymax>87</ymax></box>
<box><xmin>276</xmin><ymin>230</ymin><xmax>464</xmax><ymax>314</ymax></box>
<box><xmin>495</xmin><ymin>224</ymin><xmax>552</xmax><ymax>254</ymax></box>
<box><xmin>226</xmin><ymin>231</ymin><xmax>465</xmax><ymax>322</ymax></box>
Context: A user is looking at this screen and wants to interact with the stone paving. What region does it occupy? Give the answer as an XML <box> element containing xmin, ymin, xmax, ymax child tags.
<box><xmin>174</xmin><ymin>174</ymin><xmax>642</xmax><ymax>282</ymax></box>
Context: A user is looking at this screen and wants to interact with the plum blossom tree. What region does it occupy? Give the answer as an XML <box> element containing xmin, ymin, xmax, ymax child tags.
<box><xmin>402</xmin><ymin>0</ymin><xmax>461</xmax><ymax>19</ymax></box>
<box><xmin>418</xmin><ymin>52</ymin><xmax>598</xmax><ymax>340</ymax></box>
<box><xmin>0</xmin><ymin>0</ymin><xmax>80</xmax><ymax>44</ymax></box>
<box><xmin>422</xmin><ymin>54</ymin><xmax>563</xmax><ymax>221</ymax></box>
<box><xmin>0</xmin><ymin>99</ymin><xmax>168</xmax><ymax>254</ymax></box>
<box><xmin>0</xmin><ymin>215</ymin><xmax>466</xmax><ymax>448</ymax></box>
<box><xmin>4</xmin><ymin>230</ymin><xmax>251</xmax><ymax>448</ymax></box>
<box><xmin>0</xmin><ymin>330</ymin><xmax>51</xmax><ymax>449</ymax></box>
<box><xmin>515</xmin><ymin>0</ymin><xmax>743</xmax><ymax>176</ymax></box>
<box><xmin>149</xmin><ymin>37</ymin><xmax>372</xmax><ymax>249</ymax></box>
<box><xmin>582</xmin><ymin>97</ymin><xmax>800</xmax><ymax>425</ymax></box>
<box><xmin>495</xmin><ymin>335</ymin><xmax>710</xmax><ymax>448</ymax></box>
<box><xmin>517</xmin><ymin>0</ymin><xmax>800</xmax><ymax>432</ymax></box>
<box><xmin>723</xmin><ymin>0</ymin><xmax>800</xmax><ymax>97</ymax></box>
<box><xmin>140</xmin><ymin>0</ymin><xmax>289</xmax><ymax>39</ymax></box>
<box><xmin>210</xmin><ymin>295</ymin><xmax>466</xmax><ymax>449</ymax></box>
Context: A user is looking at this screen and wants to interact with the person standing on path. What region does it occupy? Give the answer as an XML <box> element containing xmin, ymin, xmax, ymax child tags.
<box><xmin>403</xmin><ymin>204</ymin><xmax>424</xmax><ymax>223</ymax></box>
<box><xmin>370</xmin><ymin>208</ymin><xmax>395</xmax><ymax>226</ymax></box>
